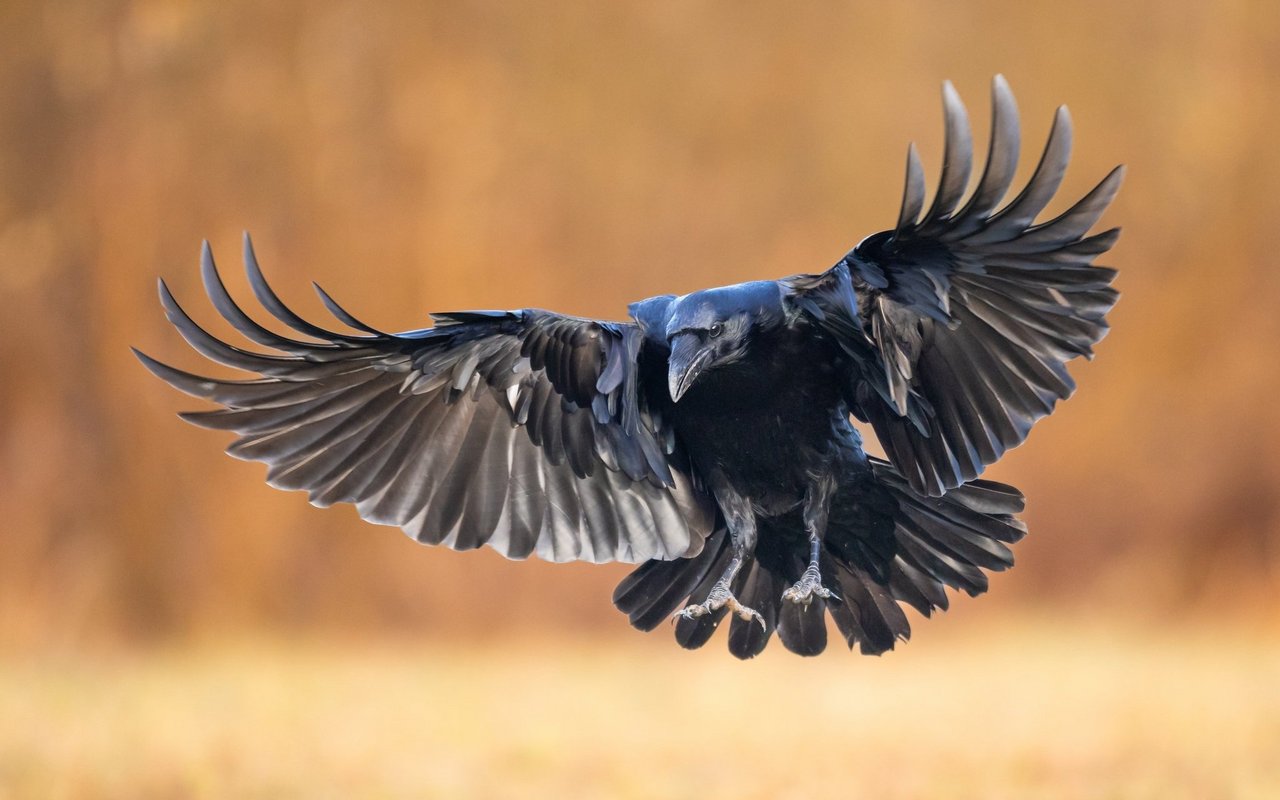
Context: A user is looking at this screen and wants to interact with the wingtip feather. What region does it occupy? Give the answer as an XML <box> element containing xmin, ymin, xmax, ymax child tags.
<box><xmin>896</xmin><ymin>142</ymin><xmax>927</xmax><ymax>232</ymax></box>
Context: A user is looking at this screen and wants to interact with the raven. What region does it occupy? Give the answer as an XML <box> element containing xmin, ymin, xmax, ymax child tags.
<box><xmin>136</xmin><ymin>77</ymin><xmax>1120</xmax><ymax>657</ymax></box>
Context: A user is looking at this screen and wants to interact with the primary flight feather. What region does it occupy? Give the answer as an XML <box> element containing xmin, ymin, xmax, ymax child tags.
<box><xmin>137</xmin><ymin>77</ymin><xmax>1120</xmax><ymax>657</ymax></box>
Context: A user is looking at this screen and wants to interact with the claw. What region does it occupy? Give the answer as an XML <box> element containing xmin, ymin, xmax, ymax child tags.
<box><xmin>672</xmin><ymin>580</ymin><xmax>767</xmax><ymax>631</ymax></box>
<box><xmin>671</xmin><ymin>603</ymin><xmax>709</xmax><ymax>623</ymax></box>
<box><xmin>782</xmin><ymin>568</ymin><xmax>839</xmax><ymax>607</ymax></box>
<box><xmin>725</xmin><ymin>597</ymin><xmax>767</xmax><ymax>631</ymax></box>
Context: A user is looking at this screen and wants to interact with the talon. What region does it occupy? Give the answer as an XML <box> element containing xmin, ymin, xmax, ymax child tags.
<box><xmin>672</xmin><ymin>581</ymin><xmax>765</xmax><ymax>630</ymax></box>
<box><xmin>724</xmin><ymin>598</ymin><xmax>766</xmax><ymax>631</ymax></box>
<box><xmin>783</xmin><ymin>569</ymin><xmax>838</xmax><ymax>607</ymax></box>
<box><xmin>671</xmin><ymin>604</ymin><xmax>706</xmax><ymax>623</ymax></box>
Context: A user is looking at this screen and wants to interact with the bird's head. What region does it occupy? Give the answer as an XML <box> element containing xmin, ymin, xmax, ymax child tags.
<box><xmin>663</xmin><ymin>281</ymin><xmax>780</xmax><ymax>402</ymax></box>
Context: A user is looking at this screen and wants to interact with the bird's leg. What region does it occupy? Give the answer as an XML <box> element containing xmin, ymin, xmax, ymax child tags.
<box><xmin>783</xmin><ymin>474</ymin><xmax>840</xmax><ymax>606</ymax></box>
<box><xmin>673</xmin><ymin>487</ymin><xmax>765</xmax><ymax>630</ymax></box>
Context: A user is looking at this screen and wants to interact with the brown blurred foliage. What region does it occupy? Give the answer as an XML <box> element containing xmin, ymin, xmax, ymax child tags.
<box><xmin>2</xmin><ymin>0</ymin><xmax>1278</xmax><ymax>647</ymax></box>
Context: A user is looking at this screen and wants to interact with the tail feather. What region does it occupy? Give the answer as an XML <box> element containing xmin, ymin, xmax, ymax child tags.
<box><xmin>900</xmin><ymin>503</ymin><xmax>1015</xmax><ymax>571</ymax></box>
<box><xmin>612</xmin><ymin>457</ymin><xmax>1027</xmax><ymax>659</ymax></box>
<box><xmin>612</xmin><ymin>530</ymin><xmax>726</xmax><ymax>631</ymax></box>
<box><xmin>726</xmin><ymin>558</ymin><xmax>780</xmax><ymax>659</ymax></box>
<box><xmin>827</xmin><ymin>555</ymin><xmax>911</xmax><ymax>655</ymax></box>
<box><xmin>776</xmin><ymin>552</ymin><xmax>829</xmax><ymax>656</ymax></box>
<box><xmin>777</xmin><ymin>598</ymin><xmax>828</xmax><ymax>656</ymax></box>
<box><xmin>944</xmin><ymin>479</ymin><xmax>1028</xmax><ymax>516</ymax></box>
<box><xmin>895</xmin><ymin>533</ymin><xmax>992</xmax><ymax>596</ymax></box>
<box><xmin>672</xmin><ymin>541</ymin><xmax>734</xmax><ymax>649</ymax></box>
<box><xmin>888</xmin><ymin>558</ymin><xmax>950</xmax><ymax>616</ymax></box>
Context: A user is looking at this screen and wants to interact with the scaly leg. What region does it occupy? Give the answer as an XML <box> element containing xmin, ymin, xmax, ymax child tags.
<box><xmin>674</xmin><ymin>485</ymin><xmax>765</xmax><ymax>630</ymax></box>
<box><xmin>782</xmin><ymin>474</ymin><xmax>841</xmax><ymax>606</ymax></box>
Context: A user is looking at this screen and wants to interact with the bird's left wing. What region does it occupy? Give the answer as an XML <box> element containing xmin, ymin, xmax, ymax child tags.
<box><xmin>135</xmin><ymin>237</ymin><xmax>714</xmax><ymax>563</ymax></box>
<box><xmin>784</xmin><ymin>77</ymin><xmax>1121</xmax><ymax>496</ymax></box>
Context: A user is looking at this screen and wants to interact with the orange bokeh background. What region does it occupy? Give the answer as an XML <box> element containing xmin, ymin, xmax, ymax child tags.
<box><xmin>2</xmin><ymin>0</ymin><xmax>1278</xmax><ymax>648</ymax></box>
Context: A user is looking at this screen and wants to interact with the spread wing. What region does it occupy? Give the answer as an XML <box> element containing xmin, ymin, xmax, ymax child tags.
<box><xmin>785</xmin><ymin>76</ymin><xmax>1121</xmax><ymax>496</ymax></box>
<box><xmin>135</xmin><ymin>237</ymin><xmax>715</xmax><ymax>563</ymax></box>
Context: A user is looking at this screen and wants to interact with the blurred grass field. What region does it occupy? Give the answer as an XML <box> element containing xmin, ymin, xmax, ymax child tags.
<box><xmin>4</xmin><ymin>618</ymin><xmax>1277</xmax><ymax>799</ymax></box>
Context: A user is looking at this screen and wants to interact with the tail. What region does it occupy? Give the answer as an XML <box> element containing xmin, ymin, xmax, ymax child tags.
<box><xmin>612</xmin><ymin>458</ymin><xmax>1027</xmax><ymax>659</ymax></box>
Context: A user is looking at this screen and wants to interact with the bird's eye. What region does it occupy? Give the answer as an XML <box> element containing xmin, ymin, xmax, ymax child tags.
<box><xmin>708</xmin><ymin>323</ymin><xmax>724</xmax><ymax>338</ymax></box>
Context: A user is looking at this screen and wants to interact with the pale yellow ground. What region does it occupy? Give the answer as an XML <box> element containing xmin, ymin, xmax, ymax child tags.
<box><xmin>3</xmin><ymin>619</ymin><xmax>1277</xmax><ymax>799</ymax></box>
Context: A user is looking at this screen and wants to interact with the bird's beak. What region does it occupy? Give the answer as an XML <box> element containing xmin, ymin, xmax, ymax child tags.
<box><xmin>668</xmin><ymin>334</ymin><xmax>712</xmax><ymax>403</ymax></box>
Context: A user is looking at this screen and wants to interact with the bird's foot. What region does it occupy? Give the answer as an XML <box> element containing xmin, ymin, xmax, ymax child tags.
<box><xmin>782</xmin><ymin>564</ymin><xmax>838</xmax><ymax>607</ymax></box>
<box><xmin>673</xmin><ymin>580</ymin><xmax>766</xmax><ymax>631</ymax></box>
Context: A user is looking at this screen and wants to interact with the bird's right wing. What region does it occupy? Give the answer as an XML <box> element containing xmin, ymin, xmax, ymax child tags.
<box><xmin>784</xmin><ymin>77</ymin><xmax>1121</xmax><ymax>496</ymax></box>
<box><xmin>135</xmin><ymin>238</ymin><xmax>715</xmax><ymax>564</ymax></box>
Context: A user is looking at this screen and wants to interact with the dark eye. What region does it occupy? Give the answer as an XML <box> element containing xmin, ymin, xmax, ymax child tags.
<box><xmin>708</xmin><ymin>323</ymin><xmax>724</xmax><ymax>338</ymax></box>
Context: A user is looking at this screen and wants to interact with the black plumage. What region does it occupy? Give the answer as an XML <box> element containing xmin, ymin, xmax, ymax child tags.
<box><xmin>137</xmin><ymin>77</ymin><xmax>1119</xmax><ymax>657</ymax></box>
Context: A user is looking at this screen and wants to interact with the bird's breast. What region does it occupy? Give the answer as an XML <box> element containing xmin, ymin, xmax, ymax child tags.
<box><xmin>668</xmin><ymin>365</ymin><xmax>860</xmax><ymax>512</ymax></box>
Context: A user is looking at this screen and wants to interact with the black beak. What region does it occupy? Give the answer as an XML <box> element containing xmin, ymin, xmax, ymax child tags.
<box><xmin>668</xmin><ymin>334</ymin><xmax>711</xmax><ymax>403</ymax></box>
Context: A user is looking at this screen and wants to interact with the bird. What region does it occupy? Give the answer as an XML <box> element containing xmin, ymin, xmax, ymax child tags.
<box><xmin>136</xmin><ymin>76</ymin><xmax>1121</xmax><ymax>658</ymax></box>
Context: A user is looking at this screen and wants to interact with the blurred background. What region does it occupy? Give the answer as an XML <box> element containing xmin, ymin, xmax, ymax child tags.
<box><xmin>1</xmin><ymin>1</ymin><xmax>1278</xmax><ymax>797</ymax></box>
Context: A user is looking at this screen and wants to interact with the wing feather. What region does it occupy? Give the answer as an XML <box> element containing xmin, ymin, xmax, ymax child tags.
<box><xmin>137</xmin><ymin>238</ymin><xmax>714</xmax><ymax>563</ymax></box>
<box><xmin>784</xmin><ymin>77</ymin><xmax>1121</xmax><ymax>495</ymax></box>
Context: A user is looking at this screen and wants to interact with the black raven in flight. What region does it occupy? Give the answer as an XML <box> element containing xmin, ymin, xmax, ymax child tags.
<box><xmin>136</xmin><ymin>77</ymin><xmax>1120</xmax><ymax>657</ymax></box>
